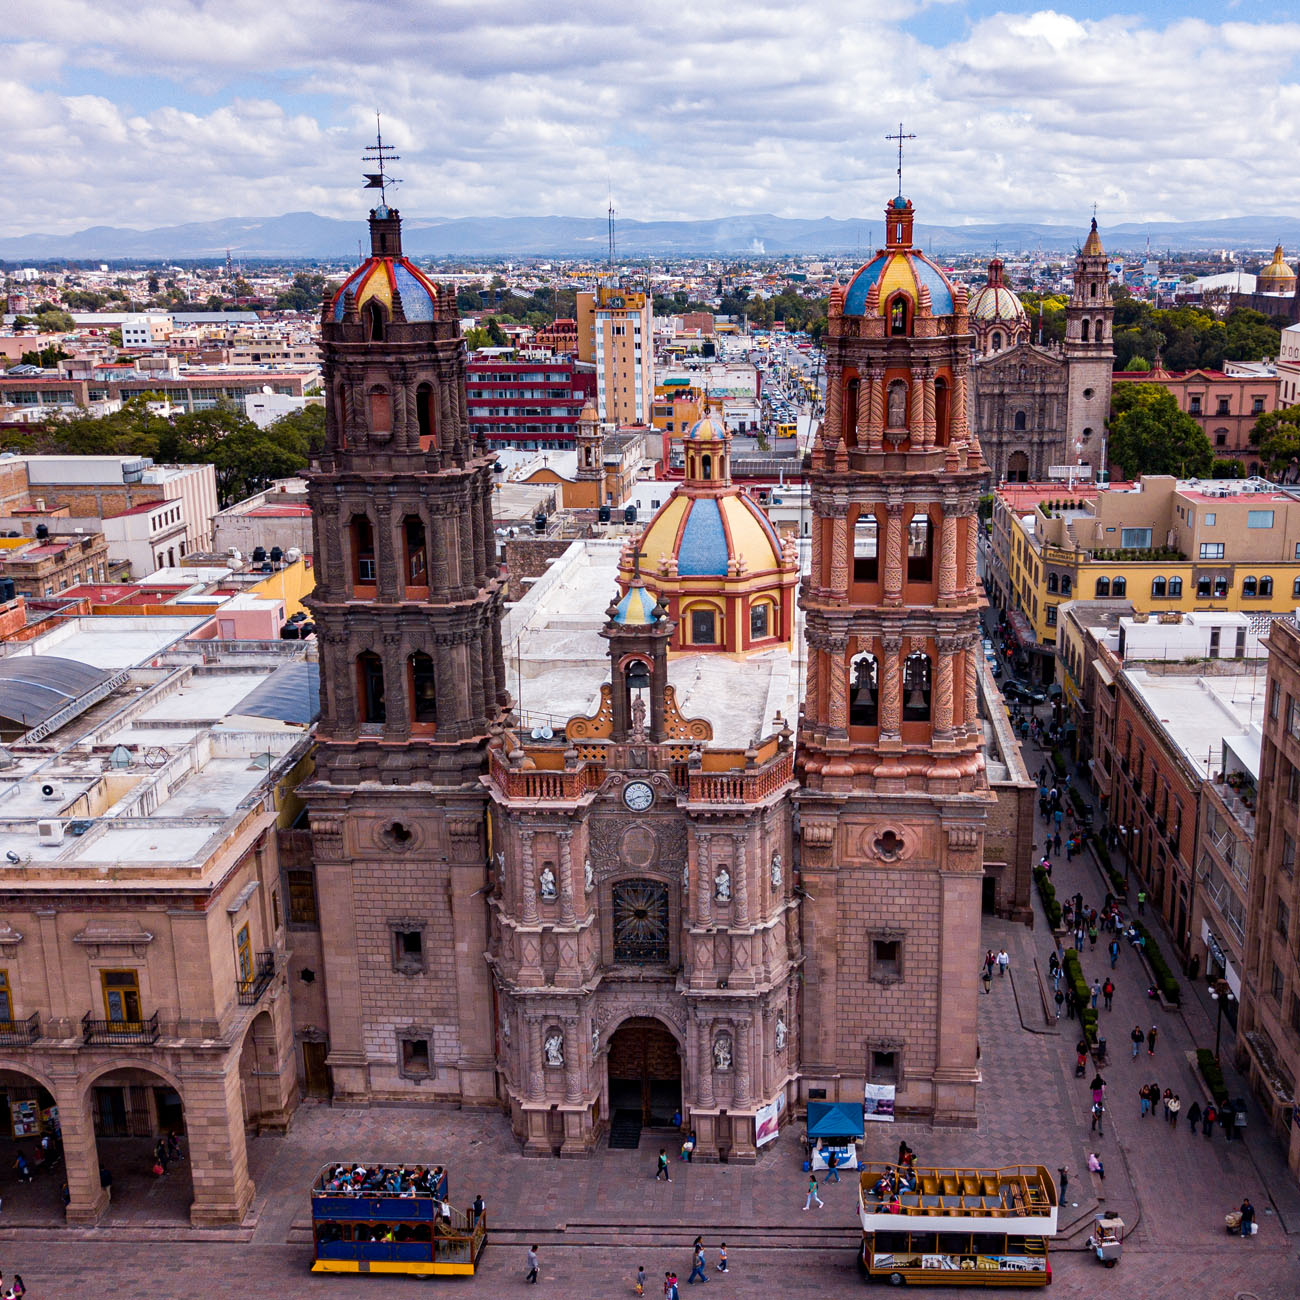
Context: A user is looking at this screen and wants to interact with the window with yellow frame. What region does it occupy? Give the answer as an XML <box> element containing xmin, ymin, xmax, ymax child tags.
<box><xmin>0</xmin><ymin>969</ymin><xmax>11</xmax><ymax>1023</ymax></box>
<box><xmin>236</xmin><ymin>923</ymin><xmax>253</xmax><ymax>985</ymax></box>
<box><xmin>101</xmin><ymin>969</ymin><xmax>141</xmax><ymax>1023</ymax></box>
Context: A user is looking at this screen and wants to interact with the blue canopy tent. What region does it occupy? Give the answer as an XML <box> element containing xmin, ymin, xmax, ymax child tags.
<box><xmin>806</xmin><ymin>1102</ymin><xmax>865</xmax><ymax>1138</ymax></box>
<box><xmin>806</xmin><ymin>1102</ymin><xmax>865</xmax><ymax>1171</ymax></box>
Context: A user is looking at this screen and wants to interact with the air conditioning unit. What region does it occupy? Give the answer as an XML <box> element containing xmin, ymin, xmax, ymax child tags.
<box><xmin>40</xmin><ymin>783</ymin><xmax>62</xmax><ymax>801</ymax></box>
<box><xmin>37</xmin><ymin>819</ymin><xmax>64</xmax><ymax>846</ymax></box>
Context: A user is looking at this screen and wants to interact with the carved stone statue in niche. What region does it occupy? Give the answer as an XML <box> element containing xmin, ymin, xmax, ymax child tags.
<box><xmin>539</xmin><ymin>866</ymin><xmax>557</xmax><ymax>900</ymax></box>
<box><xmin>770</xmin><ymin>852</ymin><xmax>783</xmax><ymax>889</ymax></box>
<box><xmin>629</xmin><ymin>692</ymin><xmax>648</xmax><ymax>741</ymax></box>
<box><xmin>714</xmin><ymin>867</ymin><xmax>731</xmax><ymax>902</ymax></box>
<box><xmin>713</xmin><ymin>1035</ymin><xmax>732</xmax><ymax>1071</ymax></box>
<box><xmin>591</xmin><ymin>1023</ymin><xmax>599</xmax><ymax>1056</ymax></box>
<box><xmin>544</xmin><ymin>1032</ymin><xmax>564</xmax><ymax>1066</ymax></box>
<box><xmin>500</xmin><ymin>1011</ymin><xmax>510</xmax><ymax>1045</ymax></box>
<box><xmin>775</xmin><ymin>1016</ymin><xmax>787</xmax><ymax>1052</ymax></box>
<box><xmin>887</xmin><ymin>379</ymin><xmax>908</xmax><ymax>427</ymax></box>
<box><xmin>584</xmin><ymin>857</ymin><xmax>594</xmax><ymax>894</ymax></box>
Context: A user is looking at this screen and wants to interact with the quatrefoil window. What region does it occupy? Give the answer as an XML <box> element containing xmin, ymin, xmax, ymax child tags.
<box><xmin>874</xmin><ymin>830</ymin><xmax>904</xmax><ymax>861</ymax></box>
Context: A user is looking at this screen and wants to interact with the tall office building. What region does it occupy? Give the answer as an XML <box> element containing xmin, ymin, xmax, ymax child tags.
<box><xmin>577</xmin><ymin>282</ymin><xmax>655</xmax><ymax>425</ymax></box>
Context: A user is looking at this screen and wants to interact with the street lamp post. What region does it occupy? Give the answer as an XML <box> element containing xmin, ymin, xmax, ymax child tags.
<box><xmin>1210</xmin><ymin>979</ymin><xmax>1235</xmax><ymax>1062</ymax></box>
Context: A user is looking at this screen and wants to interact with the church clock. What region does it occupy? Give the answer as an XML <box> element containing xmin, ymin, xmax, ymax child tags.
<box><xmin>622</xmin><ymin>780</ymin><xmax>654</xmax><ymax>811</ymax></box>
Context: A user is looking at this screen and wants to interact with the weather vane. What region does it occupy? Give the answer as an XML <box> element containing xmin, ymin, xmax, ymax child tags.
<box><xmin>885</xmin><ymin>123</ymin><xmax>916</xmax><ymax>198</ymax></box>
<box><xmin>362</xmin><ymin>112</ymin><xmax>401</xmax><ymax>206</ymax></box>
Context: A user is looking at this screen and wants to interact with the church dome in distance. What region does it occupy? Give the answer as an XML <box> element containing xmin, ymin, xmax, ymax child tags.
<box><xmin>1258</xmin><ymin>243</ymin><xmax>1296</xmax><ymax>295</ymax></box>
<box><xmin>969</xmin><ymin>259</ymin><xmax>1026</xmax><ymax>325</ymax></box>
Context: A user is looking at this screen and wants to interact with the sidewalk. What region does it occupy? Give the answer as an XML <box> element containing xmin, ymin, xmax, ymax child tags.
<box><xmin>1018</xmin><ymin>715</ymin><xmax>1300</xmax><ymax>1245</ymax></box>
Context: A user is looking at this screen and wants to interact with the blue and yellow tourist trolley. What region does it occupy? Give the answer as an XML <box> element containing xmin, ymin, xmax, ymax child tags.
<box><xmin>310</xmin><ymin>1162</ymin><xmax>487</xmax><ymax>1276</ymax></box>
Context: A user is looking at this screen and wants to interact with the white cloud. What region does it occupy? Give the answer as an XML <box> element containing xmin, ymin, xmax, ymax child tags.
<box><xmin>0</xmin><ymin>1</ymin><xmax>1298</xmax><ymax>236</ymax></box>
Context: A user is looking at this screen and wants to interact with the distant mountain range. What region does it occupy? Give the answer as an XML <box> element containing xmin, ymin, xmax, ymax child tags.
<box><xmin>3</xmin><ymin>210</ymin><xmax>1300</xmax><ymax>262</ymax></box>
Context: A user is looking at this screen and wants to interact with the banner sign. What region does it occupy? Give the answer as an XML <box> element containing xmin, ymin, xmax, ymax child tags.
<box><xmin>864</xmin><ymin>1083</ymin><xmax>896</xmax><ymax>1122</ymax></box>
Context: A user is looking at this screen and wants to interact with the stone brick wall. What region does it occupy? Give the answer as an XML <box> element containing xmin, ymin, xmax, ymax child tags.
<box><xmin>502</xmin><ymin>536</ymin><xmax>578</xmax><ymax>601</ymax></box>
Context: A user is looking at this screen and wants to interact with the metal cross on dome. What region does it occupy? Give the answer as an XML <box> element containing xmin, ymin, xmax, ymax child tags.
<box><xmin>362</xmin><ymin>112</ymin><xmax>401</xmax><ymax>205</ymax></box>
<box><xmin>885</xmin><ymin>123</ymin><xmax>916</xmax><ymax>198</ymax></box>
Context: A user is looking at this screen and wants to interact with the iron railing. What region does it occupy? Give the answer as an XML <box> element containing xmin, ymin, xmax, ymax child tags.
<box><xmin>237</xmin><ymin>950</ymin><xmax>276</xmax><ymax>1006</ymax></box>
<box><xmin>0</xmin><ymin>1012</ymin><xmax>40</xmax><ymax>1046</ymax></box>
<box><xmin>82</xmin><ymin>1009</ymin><xmax>160</xmax><ymax>1046</ymax></box>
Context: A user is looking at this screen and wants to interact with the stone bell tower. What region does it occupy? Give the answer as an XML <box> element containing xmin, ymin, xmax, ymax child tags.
<box><xmin>303</xmin><ymin>184</ymin><xmax>507</xmax><ymax>1105</ymax></box>
<box><xmin>1065</xmin><ymin>217</ymin><xmax>1115</xmax><ymax>472</ymax></box>
<box><xmin>796</xmin><ymin>192</ymin><xmax>993</xmax><ymax>1125</ymax></box>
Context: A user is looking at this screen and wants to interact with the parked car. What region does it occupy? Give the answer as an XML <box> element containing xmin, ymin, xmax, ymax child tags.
<box><xmin>1002</xmin><ymin>680</ymin><xmax>1047</xmax><ymax>705</ymax></box>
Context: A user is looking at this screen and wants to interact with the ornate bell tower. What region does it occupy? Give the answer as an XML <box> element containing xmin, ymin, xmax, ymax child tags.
<box><xmin>1065</xmin><ymin>217</ymin><xmax>1115</xmax><ymax>472</ymax></box>
<box><xmin>303</xmin><ymin>150</ymin><xmax>507</xmax><ymax>1104</ymax></box>
<box><xmin>796</xmin><ymin>190</ymin><xmax>993</xmax><ymax>1125</ymax></box>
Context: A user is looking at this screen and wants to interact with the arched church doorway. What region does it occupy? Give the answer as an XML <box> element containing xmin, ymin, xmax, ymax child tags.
<box><xmin>607</xmin><ymin>1017</ymin><xmax>681</xmax><ymax>1148</ymax></box>
<box><xmin>1007</xmin><ymin>451</ymin><xmax>1030</xmax><ymax>483</ymax></box>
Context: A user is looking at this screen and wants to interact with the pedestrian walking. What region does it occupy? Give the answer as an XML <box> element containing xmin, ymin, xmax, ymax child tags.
<box><xmin>1137</xmin><ymin>889</ymin><xmax>1147</xmax><ymax>916</ymax></box>
<box><xmin>823</xmin><ymin>1149</ymin><xmax>840</xmax><ymax>1182</ymax></box>
<box><xmin>716</xmin><ymin>1244</ymin><xmax>727</xmax><ymax>1273</ymax></box>
<box><xmin>1102</xmin><ymin>978</ymin><xmax>1114</xmax><ymax>1011</ymax></box>
<box><xmin>1066</xmin><ymin>839</ymin><xmax>1074</xmax><ymax>862</ymax></box>
<box><xmin>1088</xmin><ymin>924</ymin><xmax>1098</xmax><ymax>949</ymax></box>
<box><xmin>1161</xmin><ymin>1088</ymin><xmax>1173</xmax><ymax>1121</ymax></box>
<box><xmin>635</xmin><ymin>1264</ymin><xmax>647</xmax><ymax>1295</ymax></box>
<box><xmin>1065</xmin><ymin>986</ymin><xmax>1077</xmax><ymax>1020</ymax></box>
<box><xmin>525</xmin><ymin>1244</ymin><xmax>540</xmax><ymax>1284</ymax></box>
<box><xmin>803</xmin><ymin>1174</ymin><xmax>824</xmax><ymax>1210</ymax></box>
<box><xmin>997</xmin><ymin>949</ymin><xmax>1009</xmax><ymax>978</ymax></box>
<box><xmin>1147</xmin><ymin>1025</ymin><xmax>1158</xmax><ymax>1055</ymax></box>
<box><xmin>1186</xmin><ymin>1101</ymin><xmax>1202</xmax><ymax>1134</ymax></box>
<box><xmin>1168</xmin><ymin>1093</ymin><xmax>1181</xmax><ymax>1129</ymax></box>
<box><xmin>1054</xmin><ymin>987</ymin><xmax>1064</xmax><ymax>1019</ymax></box>
<box><xmin>1090</xmin><ymin>980</ymin><xmax>1100</xmax><ymax>1010</ymax></box>
<box><xmin>1203</xmin><ymin>1103</ymin><xmax>1216</xmax><ymax>1138</ymax></box>
<box><xmin>1139</xmin><ymin>1083</ymin><xmax>1151</xmax><ymax>1117</ymax></box>
<box><xmin>687</xmin><ymin>1242</ymin><xmax>709</xmax><ymax>1284</ymax></box>
<box><xmin>1057</xmin><ymin>1166</ymin><xmax>1068</xmax><ymax>1201</ymax></box>
<box><xmin>1053</xmin><ymin>831</ymin><xmax>1062</xmax><ymax>855</ymax></box>
<box><xmin>1240</xmin><ymin>1197</ymin><xmax>1255</xmax><ymax>1240</ymax></box>
<box><xmin>1109</xmin><ymin>939</ymin><xmax>1120</xmax><ymax>969</ymax></box>
<box><xmin>655</xmin><ymin>1148</ymin><xmax>671</xmax><ymax>1181</ymax></box>
<box><xmin>1090</xmin><ymin>1100</ymin><xmax>1105</xmax><ymax>1134</ymax></box>
<box><xmin>1131</xmin><ymin>1025</ymin><xmax>1144</xmax><ymax>1059</ymax></box>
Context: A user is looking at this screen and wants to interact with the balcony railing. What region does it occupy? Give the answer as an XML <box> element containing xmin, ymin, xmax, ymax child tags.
<box><xmin>237</xmin><ymin>950</ymin><xmax>276</xmax><ymax>1006</ymax></box>
<box><xmin>82</xmin><ymin>1009</ymin><xmax>160</xmax><ymax>1046</ymax></box>
<box><xmin>0</xmin><ymin>1012</ymin><xmax>40</xmax><ymax>1046</ymax></box>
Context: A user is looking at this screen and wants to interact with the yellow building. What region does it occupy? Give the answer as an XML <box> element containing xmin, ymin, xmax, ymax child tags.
<box><xmin>992</xmin><ymin>476</ymin><xmax>1300</xmax><ymax>660</ymax></box>
<box><xmin>651</xmin><ymin>378</ymin><xmax>704</xmax><ymax>436</ymax></box>
<box><xmin>576</xmin><ymin>281</ymin><xmax>654</xmax><ymax>426</ymax></box>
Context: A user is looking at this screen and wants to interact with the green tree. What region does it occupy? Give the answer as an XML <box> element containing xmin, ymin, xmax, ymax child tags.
<box><xmin>1109</xmin><ymin>384</ymin><xmax>1213</xmax><ymax>479</ymax></box>
<box><xmin>1124</xmin><ymin>356</ymin><xmax>1151</xmax><ymax>372</ymax></box>
<box><xmin>485</xmin><ymin>317</ymin><xmax>507</xmax><ymax>347</ymax></box>
<box><xmin>1211</xmin><ymin>457</ymin><xmax>1246</xmax><ymax>479</ymax></box>
<box><xmin>1249</xmin><ymin>404</ymin><xmax>1300</xmax><ymax>477</ymax></box>
<box><xmin>275</xmin><ymin>272</ymin><xmax>328</xmax><ymax>312</ymax></box>
<box><xmin>20</xmin><ymin>345</ymin><xmax>70</xmax><ymax>368</ymax></box>
<box><xmin>33</xmin><ymin>309</ymin><xmax>75</xmax><ymax>333</ymax></box>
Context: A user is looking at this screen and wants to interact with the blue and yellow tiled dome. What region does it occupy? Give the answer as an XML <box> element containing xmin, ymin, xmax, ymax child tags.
<box><xmin>330</xmin><ymin>246</ymin><xmax>439</xmax><ymax>323</ymax></box>
<box><xmin>612</xmin><ymin>582</ymin><xmax>659</xmax><ymax>625</ymax></box>
<box><xmin>684</xmin><ymin>412</ymin><xmax>728</xmax><ymax>440</ymax></box>
<box><xmin>638</xmin><ymin>489</ymin><xmax>785</xmax><ymax>579</ymax></box>
<box><xmin>842</xmin><ymin>245</ymin><xmax>956</xmax><ymax>318</ymax></box>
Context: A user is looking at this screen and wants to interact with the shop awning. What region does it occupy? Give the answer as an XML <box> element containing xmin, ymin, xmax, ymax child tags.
<box><xmin>806</xmin><ymin>1101</ymin><xmax>865</xmax><ymax>1138</ymax></box>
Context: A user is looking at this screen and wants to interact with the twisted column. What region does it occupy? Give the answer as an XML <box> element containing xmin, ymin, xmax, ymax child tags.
<box><xmin>520</xmin><ymin>830</ymin><xmax>538</xmax><ymax>924</ymax></box>
<box><xmin>922</xmin><ymin>366</ymin><xmax>937</xmax><ymax>447</ymax></box>
<box><xmin>559</xmin><ymin>832</ymin><xmax>575</xmax><ymax>925</ymax></box>
<box><xmin>696</xmin><ymin>1018</ymin><xmax>715</xmax><ymax>1108</ymax></box>
<box><xmin>934</xmin><ymin>638</ymin><xmax>956</xmax><ymax>736</ymax></box>
<box><xmin>827</xmin><ymin>635</ymin><xmax>849</xmax><ymax>733</ymax></box>
<box><xmin>734</xmin><ymin>1023</ymin><xmax>752</xmax><ymax>1109</ymax></box>
<box><xmin>824</xmin><ymin>369</ymin><xmax>843</xmax><ymax>454</ymax></box>
<box><xmin>867</xmin><ymin>363</ymin><xmax>886</xmax><ymax>451</ymax></box>
<box><xmin>884</xmin><ymin>502</ymin><xmax>905</xmax><ymax>605</ymax></box>
<box><xmin>829</xmin><ymin>503</ymin><xmax>850</xmax><ymax>595</ymax></box>
<box><xmin>732</xmin><ymin>834</ymin><xmax>749</xmax><ymax>928</ymax></box>
<box><xmin>563</xmin><ymin>1024</ymin><xmax>582</xmax><ymax>1104</ymax></box>
<box><xmin>938</xmin><ymin>499</ymin><xmax>959</xmax><ymax>600</ymax></box>
<box><xmin>803</xmin><ymin>633</ymin><xmax>821</xmax><ymax>728</ymax></box>
<box><xmin>964</xmin><ymin>642</ymin><xmax>980</xmax><ymax>733</ymax></box>
<box><xmin>964</xmin><ymin>507</ymin><xmax>980</xmax><ymax>596</ymax></box>
<box><xmin>697</xmin><ymin>832</ymin><xmax>713</xmax><ymax>927</ymax></box>
<box><xmin>880</xmin><ymin>634</ymin><xmax>902</xmax><ymax>738</ymax></box>
<box><xmin>527</xmin><ymin>1019</ymin><xmax>543</xmax><ymax>1100</ymax></box>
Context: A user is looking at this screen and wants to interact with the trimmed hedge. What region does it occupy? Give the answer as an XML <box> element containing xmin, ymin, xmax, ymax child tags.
<box><xmin>1051</xmin><ymin>749</ymin><xmax>1068</xmax><ymax>777</ymax></box>
<box><xmin>1033</xmin><ymin>867</ymin><xmax>1062</xmax><ymax>930</ymax></box>
<box><xmin>1068</xmin><ymin>786</ymin><xmax>1088</xmax><ymax>817</ymax></box>
<box><xmin>1090</xmin><ymin>835</ymin><xmax>1127</xmax><ymax>897</ymax></box>
<box><xmin>1064</xmin><ymin>946</ymin><xmax>1098</xmax><ymax>1043</ymax></box>
<box><xmin>1135</xmin><ymin>921</ymin><xmax>1181</xmax><ymax>1005</ymax></box>
<box><xmin>1196</xmin><ymin>1048</ymin><xmax>1230</xmax><ymax>1108</ymax></box>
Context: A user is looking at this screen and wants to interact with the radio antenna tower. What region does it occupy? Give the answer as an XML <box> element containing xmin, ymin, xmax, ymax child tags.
<box><xmin>607</xmin><ymin>187</ymin><xmax>617</xmax><ymax>270</ymax></box>
<box><xmin>362</xmin><ymin>112</ymin><xmax>401</xmax><ymax>205</ymax></box>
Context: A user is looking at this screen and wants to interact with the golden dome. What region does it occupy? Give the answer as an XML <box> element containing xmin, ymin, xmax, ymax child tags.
<box><xmin>1081</xmin><ymin>217</ymin><xmax>1104</xmax><ymax>258</ymax></box>
<box><xmin>1258</xmin><ymin>244</ymin><xmax>1296</xmax><ymax>294</ymax></box>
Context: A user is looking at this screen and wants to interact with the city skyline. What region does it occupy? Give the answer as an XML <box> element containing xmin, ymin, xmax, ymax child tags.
<box><xmin>2</xmin><ymin>1</ymin><xmax>1299</xmax><ymax>238</ymax></box>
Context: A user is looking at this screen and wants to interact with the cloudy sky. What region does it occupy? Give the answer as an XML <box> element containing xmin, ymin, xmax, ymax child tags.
<box><xmin>3</xmin><ymin>0</ymin><xmax>1298</xmax><ymax>235</ymax></box>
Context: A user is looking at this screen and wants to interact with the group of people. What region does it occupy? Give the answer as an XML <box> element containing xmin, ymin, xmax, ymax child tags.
<box><xmin>0</xmin><ymin>1274</ymin><xmax>24</xmax><ymax>1300</ymax></box>
<box><xmin>980</xmin><ymin>948</ymin><xmax>1009</xmax><ymax>992</ymax></box>
<box><xmin>317</xmin><ymin>1163</ymin><xmax>449</xmax><ymax>1200</ymax></box>
<box><xmin>149</xmin><ymin>1133</ymin><xmax>183</xmax><ymax>1178</ymax></box>
<box><xmin>10</xmin><ymin>1133</ymin><xmax>61</xmax><ymax>1186</ymax></box>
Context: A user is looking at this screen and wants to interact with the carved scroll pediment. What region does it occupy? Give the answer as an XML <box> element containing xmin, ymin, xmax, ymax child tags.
<box><xmin>662</xmin><ymin>684</ymin><xmax>712</xmax><ymax>741</ymax></box>
<box><xmin>566</xmin><ymin>683</ymin><xmax>614</xmax><ymax>741</ymax></box>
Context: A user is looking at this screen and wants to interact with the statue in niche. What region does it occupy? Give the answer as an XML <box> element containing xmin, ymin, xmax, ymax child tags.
<box><xmin>539</xmin><ymin>866</ymin><xmax>557</xmax><ymax>900</ymax></box>
<box><xmin>584</xmin><ymin>857</ymin><xmax>594</xmax><ymax>894</ymax></box>
<box><xmin>770</xmin><ymin>852</ymin><xmax>783</xmax><ymax>889</ymax></box>
<box><xmin>713</xmin><ymin>1036</ymin><xmax>732</xmax><ymax>1071</ymax></box>
<box><xmin>629</xmin><ymin>692</ymin><xmax>648</xmax><ymax>741</ymax></box>
<box><xmin>500</xmin><ymin>1011</ymin><xmax>510</xmax><ymax>1045</ymax></box>
<box><xmin>887</xmin><ymin>380</ymin><xmax>907</xmax><ymax>427</ymax></box>
<box><xmin>544</xmin><ymin>1032</ymin><xmax>564</xmax><ymax>1066</ymax></box>
<box><xmin>714</xmin><ymin>867</ymin><xmax>731</xmax><ymax>902</ymax></box>
<box><xmin>591</xmin><ymin>1024</ymin><xmax>600</xmax><ymax>1056</ymax></box>
<box><xmin>776</xmin><ymin>1016</ymin><xmax>788</xmax><ymax>1052</ymax></box>
<box><xmin>682</xmin><ymin>861</ymin><xmax>689</xmax><ymax>889</ymax></box>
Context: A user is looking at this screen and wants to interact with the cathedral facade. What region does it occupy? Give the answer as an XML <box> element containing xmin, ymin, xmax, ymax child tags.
<box><xmin>303</xmin><ymin>193</ymin><xmax>1012</xmax><ymax>1158</ymax></box>
<box><xmin>971</xmin><ymin>221</ymin><xmax>1115</xmax><ymax>483</ymax></box>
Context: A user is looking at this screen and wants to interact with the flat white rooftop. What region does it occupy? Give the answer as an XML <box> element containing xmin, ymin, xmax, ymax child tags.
<box><xmin>1123</xmin><ymin>667</ymin><xmax>1267</xmax><ymax>778</ymax></box>
<box><xmin>3</xmin><ymin>616</ymin><xmax>206</xmax><ymax>670</ymax></box>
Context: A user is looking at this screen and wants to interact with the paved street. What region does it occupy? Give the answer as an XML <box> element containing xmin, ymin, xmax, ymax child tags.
<box><xmin>1</xmin><ymin>703</ymin><xmax>1298</xmax><ymax>1297</ymax></box>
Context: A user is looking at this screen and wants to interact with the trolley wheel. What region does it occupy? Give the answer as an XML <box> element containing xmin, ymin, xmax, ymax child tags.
<box><xmin>889</xmin><ymin>1272</ymin><xmax>906</xmax><ymax>1287</ymax></box>
<box><xmin>1105</xmin><ymin>1260</ymin><xmax>1117</xmax><ymax>1268</ymax></box>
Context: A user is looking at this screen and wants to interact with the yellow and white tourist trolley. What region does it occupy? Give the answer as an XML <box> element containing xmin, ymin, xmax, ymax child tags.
<box><xmin>857</xmin><ymin>1163</ymin><xmax>1058</xmax><ymax>1287</ymax></box>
